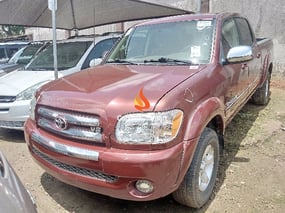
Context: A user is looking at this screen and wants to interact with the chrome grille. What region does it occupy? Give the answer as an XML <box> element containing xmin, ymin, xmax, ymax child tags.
<box><xmin>0</xmin><ymin>96</ymin><xmax>16</xmax><ymax>103</ymax></box>
<box><xmin>32</xmin><ymin>147</ymin><xmax>118</xmax><ymax>183</ymax></box>
<box><xmin>37</xmin><ymin>106</ymin><xmax>102</xmax><ymax>143</ymax></box>
<box><xmin>0</xmin><ymin>121</ymin><xmax>25</xmax><ymax>128</ymax></box>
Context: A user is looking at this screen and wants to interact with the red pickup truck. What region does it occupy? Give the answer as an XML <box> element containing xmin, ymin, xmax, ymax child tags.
<box><xmin>24</xmin><ymin>13</ymin><xmax>273</xmax><ymax>208</ymax></box>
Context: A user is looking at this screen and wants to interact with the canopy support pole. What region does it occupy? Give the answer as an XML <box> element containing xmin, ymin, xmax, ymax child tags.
<box><xmin>49</xmin><ymin>0</ymin><xmax>58</xmax><ymax>79</ymax></box>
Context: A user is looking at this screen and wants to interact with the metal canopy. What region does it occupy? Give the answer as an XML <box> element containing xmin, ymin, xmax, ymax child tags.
<box><xmin>0</xmin><ymin>0</ymin><xmax>192</xmax><ymax>30</ymax></box>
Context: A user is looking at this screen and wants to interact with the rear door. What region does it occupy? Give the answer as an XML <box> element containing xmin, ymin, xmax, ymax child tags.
<box><xmin>234</xmin><ymin>17</ymin><xmax>262</xmax><ymax>91</ymax></box>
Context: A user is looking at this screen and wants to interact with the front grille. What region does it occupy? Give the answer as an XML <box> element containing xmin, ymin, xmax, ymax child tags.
<box><xmin>37</xmin><ymin>106</ymin><xmax>103</xmax><ymax>143</ymax></box>
<box><xmin>0</xmin><ymin>96</ymin><xmax>16</xmax><ymax>103</ymax></box>
<box><xmin>0</xmin><ymin>121</ymin><xmax>25</xmax><ymax>128</ymax></box>
<box><xmin>0</xmin><ymin>108</ymin><xmax>9</xmax><ymax>112</ymax></box>
<box><xmin>32</xmin><ymin>147</ymin><xmax>118</xmax><ymax>183</ymax></box>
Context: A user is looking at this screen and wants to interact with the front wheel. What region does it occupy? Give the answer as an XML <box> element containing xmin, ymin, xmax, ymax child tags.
<box><xmin>172</xmin><ymin>128</ymin><xmax>220</xmax><ymax>208</ymax></box>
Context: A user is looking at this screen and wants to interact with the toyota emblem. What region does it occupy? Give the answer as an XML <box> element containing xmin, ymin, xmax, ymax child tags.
<box><xmin>54</xmin><ymin>116</ymin><xmax>67</xmax><ymax>130</ymax></box>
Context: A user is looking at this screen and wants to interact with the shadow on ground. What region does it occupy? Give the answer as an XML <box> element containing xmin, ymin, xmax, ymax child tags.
<box><xmin>214</xmin><ymin>103</ymin><xmax>266</xmax><ymax>197</ymax></box>
<box><xmin>40</xmin><ymin>103</ymin><xmax>265</xmax><ymax>213</ymax></box>
<box><xmin>0</xmin><ymin>128</ymin><xmax>24</xmax><ymax>143</ymax></box>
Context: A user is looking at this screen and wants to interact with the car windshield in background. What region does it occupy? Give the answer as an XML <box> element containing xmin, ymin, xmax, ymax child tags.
<box><xmin>6</xmin><ymin>48</ymin><xmax>23</xmax><ymax>64</ymax></box>
<box><xmin>0</xmin><ymin>43</ymin><xmax>27</xmax><ymax>63</ymax></box>
<box><xmin>107</xmin><ymin>20</ymin><xmax>215</xmax><ymax>65</ymax></box>
<box><xmin>17</xmin><ymin>45</ymin><xmax>43</xmax><ymax>65</ymax></box>
<box><xmin>26</xmin><ymin>41</ymin><xmax>92</xmax><ymax>71</ymax></box>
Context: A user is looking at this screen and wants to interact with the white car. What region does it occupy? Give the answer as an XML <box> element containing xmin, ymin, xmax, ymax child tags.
<box><xmin>0</xmin><ymin>33</ymin><xmax>121</xmax><ymax>130</ymax></box>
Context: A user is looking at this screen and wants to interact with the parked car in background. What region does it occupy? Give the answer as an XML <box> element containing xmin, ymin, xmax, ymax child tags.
<box><xmin>0</xmin><ymin>151</ymin><xmax>37</xmax><ymax>213</ymax></box>
<box><xmin>0</xmin><ymin>33</ymin><xmax>121</xmax><ymax>130</ymax></box>
<box><xmin>0</xmin><ymin>41</ymin><xmax>28</xmax><ymax>64</ymax></box>
<box><xmin>0</xmin><ymin>41</ymin><xmax>50</xmax><ymax>77</ymax></box>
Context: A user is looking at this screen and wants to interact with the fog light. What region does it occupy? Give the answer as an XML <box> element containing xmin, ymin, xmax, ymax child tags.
<box><xmin>135</xmin><ymin>180</ymin><xmax>154</xmax><ymax>194</ymax></box>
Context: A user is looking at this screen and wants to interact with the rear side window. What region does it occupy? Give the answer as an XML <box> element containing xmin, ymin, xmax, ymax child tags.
<box><xmin>235</xmin><ymin>18</ymin><xmax>254</xmax><ymax>46</ymax></box>
<box><xmin>0</xmin><ymin>48</ymin><xmax>6</xmax><ymax>59</ymax></box>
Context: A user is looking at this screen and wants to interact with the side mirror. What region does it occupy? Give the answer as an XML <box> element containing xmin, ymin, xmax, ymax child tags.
<box><xmin>226</xmin><ymin>46</ymin><xmax>254</xmax><ymax>64</ymax></box>
<box><xmin>89</xmin><ymin>58</ymin><xmax>102</xmax><ymax>67</ymax></box>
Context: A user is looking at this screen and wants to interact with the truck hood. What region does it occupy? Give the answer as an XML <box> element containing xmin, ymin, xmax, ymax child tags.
<box><xmin>0</xmin><ymin>70</ymin><xmax>57</xmax><ymax>96</ymax></box>
<box><xmin>39</xmin><ymin>64</ymin><xmax>200</xmax><ymax>116</ymax></box>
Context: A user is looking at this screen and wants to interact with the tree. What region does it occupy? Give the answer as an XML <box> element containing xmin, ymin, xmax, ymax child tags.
<box><xmin>0</xmin><ymin>25</ymin><xmax>25</xmax><ymax>38</ymax></box>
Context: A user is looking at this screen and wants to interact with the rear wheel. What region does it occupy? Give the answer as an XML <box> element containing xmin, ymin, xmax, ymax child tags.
<box><xmin>172</xmin><ymin>128</ymin><xmax>220</xmax><ymax>208</ymax></box>
<box><xmin>251</xmin><ymin>73</ymin><xmax>271</xmax><ymax>105</ymax></box>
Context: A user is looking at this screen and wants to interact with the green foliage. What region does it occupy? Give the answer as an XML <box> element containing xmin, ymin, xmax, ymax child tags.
<box><xmin>0</xmin><ymin>25</ymin><xmax>25</xmax><ymax>38</ymax></box>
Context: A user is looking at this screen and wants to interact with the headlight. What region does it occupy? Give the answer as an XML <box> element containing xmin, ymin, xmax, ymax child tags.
<box><xmin>16</xmin><ymin>81</ymin><xmax>48</xmax><ymax>101</ymax></box>
<box><xmin>115</xmin><ymin>109</ymin><xmax>183</xmax><ymax>144</ymax></box>
<box><xmin>29</xmin><ymin>95</ymin><xmax>37</xmax><ymax>121</ymax></box>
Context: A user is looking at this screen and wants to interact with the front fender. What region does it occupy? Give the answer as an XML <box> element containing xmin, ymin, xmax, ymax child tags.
<box><xmin>183</xmin><ymin>97</ymin><xmax>225</xmax><ymax>141</ymax></box>
<box><xmin>175</xmin><ymin>97</ymin><xmax>225</xmax><ymax>186</ymax></box>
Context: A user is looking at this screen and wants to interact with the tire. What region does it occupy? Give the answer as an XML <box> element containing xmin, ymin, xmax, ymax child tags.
<box><xmin>172</xmin><ymin>128</ymin><xmax>220</xmax><ymax>208</ymax></box>
<box><xmin>251</xmin><ymin>73</ymin><xmax>271</xmax><ymax>105</ymax></box>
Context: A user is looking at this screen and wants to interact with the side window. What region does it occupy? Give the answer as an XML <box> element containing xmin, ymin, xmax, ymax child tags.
<box><xmin>0</xmin><ymin>48</ymin><xmax>6</xmax><ymax>59</ymax></box>
<box><xmin>235</xmin><ymin>18</ymin><xmax>254</xmax><ymax>46</ymax></box>
<box><xmin>6</xmin><ymin>47</ymin><xmax>20</xmax><ymax>58</ymax></box>
<box><xmin>221</xmin><ymin>18</ymin><xmax>239</xmax><ymax>58</ymax></box>
<box><xmin>81</xmin><ymin>38</ymin><xmax>117</xmax><ymax>69</ymax></box>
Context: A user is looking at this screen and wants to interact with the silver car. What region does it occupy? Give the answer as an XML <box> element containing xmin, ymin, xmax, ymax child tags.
<box><xmin>0</xmin><ymin>151</ymin><xmax>37</xmax><ymax>213</ymax></box>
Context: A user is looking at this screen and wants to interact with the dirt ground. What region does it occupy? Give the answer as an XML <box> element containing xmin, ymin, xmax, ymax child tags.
<box><xmin>0</xmin><ymin>77</ymin><xmax>285</xmax><ymax>213</ymax></box>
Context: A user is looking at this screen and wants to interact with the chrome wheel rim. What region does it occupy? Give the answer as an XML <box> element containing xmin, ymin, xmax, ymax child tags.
<box><xmin>199</xmin><ymin>144</ymin><xmax>214</xmax><ymax>191</ymax></box>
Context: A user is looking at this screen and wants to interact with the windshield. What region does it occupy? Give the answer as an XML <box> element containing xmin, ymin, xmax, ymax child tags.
<box><xmin>8</xmin><ymin>47</ymin><xmax>24</xmax><ymax>64</ymax></box>
<box><xmin>17</xmin><ymin>44</ymin><xmax>43</xmax><ymax>65</ymax></box>
<box><xmin>106</xmin><ymin>20</ymin><xmax>215</xmax><ymax>65</ymax></box>
<box><xmin>26</xmin><ymin>41</ymin><xmax>92</xmax><ymax>71</ymax></box>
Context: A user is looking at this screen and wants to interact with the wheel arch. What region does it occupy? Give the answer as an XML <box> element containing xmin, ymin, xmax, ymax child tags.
<box><xmin>259</xmin><ymin>56</ymin><xmax>273</xmax><ymax>87</ymax></box>
<box><xmin>175</xmin><ymin>97</ymin><xmax>225</xmax><ymax>186</ymax></box>
<box><xmin>183</xmin><ymin>97</ymin><xmax>225</xmax><ymax>141</ymax></box>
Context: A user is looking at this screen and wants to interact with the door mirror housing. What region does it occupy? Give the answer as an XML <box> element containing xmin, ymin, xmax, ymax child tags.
<box><xmin>226</xmin><ymin>45</ymin><xmax>254</xmax><ymax>64</ymax></box>
<box><xmin>89</xmin><ymin>58</ymin><xmax>102</xmax><ymax>67</ymax></box>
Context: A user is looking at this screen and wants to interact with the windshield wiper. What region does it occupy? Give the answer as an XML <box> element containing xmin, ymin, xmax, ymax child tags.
<box><xmin>144</xmin><ymin>57</ymin><xmax>192</xmax><ymax>65</ymax></box>
<box><xmin>26</xmin><ymin>67</ymin><xmax>52</xmax><ymax>71</ymax></box>
<box><xmin>58</xmin><ymin>66</ymin><xmax>71</xmax><ymax>71</ymax></box>
<box><xmin>106</xmin><ymin>59</ymin><xmax>137</xmax><ymax>65</ymax></box>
